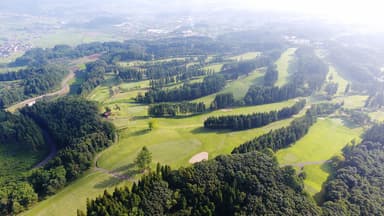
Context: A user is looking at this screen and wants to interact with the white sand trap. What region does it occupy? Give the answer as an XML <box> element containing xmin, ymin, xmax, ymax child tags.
<box><xmin>221</xmin><ymin>109</ymin><xmax>233</xmax><ymax>112</ymax></box>
<box><xmin>189</xmin><ymin>152</ymin><xmax>209</xmax><ymax>164</ymax></box>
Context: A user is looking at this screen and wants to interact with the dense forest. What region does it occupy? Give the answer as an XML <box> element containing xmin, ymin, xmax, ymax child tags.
<box><xmin>0</xmin><ymin>64</ymin><xmax>68</xmax><ymax>108</ymax></box>
<box><xmin>137</xmin><ymin>74</ymin><xmax>226</xmax><ymax>103</ymax></box>
<box><xmin>0</xmin><ymin>110</ymin><xmax>45</xmax><ymax>152</ymax></box>
<box><xmin>243</xmin><ymin>47</ymin><xmax>328</xmax><ymax>106</ymax></box>
<box><xmin>80</xmin><ymin>152</ymin><xmax>319</xmax><ymax>216</ymax></box>
<box><xmin>148</xmin><ymin>102</ymin><xmax>206</xmax><ymax>117</ymax></box>
<box><xmin>0</xmin><ymin>97</ymin><xmax>116</xmax><ymax>215</ymax></box>
<box><xmin>210</xmin><ymin>93</ymin><xmax>235</xmax><ymax>110</ymax></box>
<box><xmin>321</xmin><ymin>123</ymin><xmax>384</xmax><ymax>215</ymax></box>
<box><xmin>78</xmin><ymin>60</ymin><xmax>110</xmax><ymax>96</ymax></box>
<box><xmin>204</xmin><ymin>99</ymin><xmax>306</xmax><ymax>130</ymax></box>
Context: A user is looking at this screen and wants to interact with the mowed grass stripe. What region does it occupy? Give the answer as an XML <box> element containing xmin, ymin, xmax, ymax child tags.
<box><xmin>275</xmin><ymin>48</ymin><xmax>297</xmax><ymax>87</ymax></box>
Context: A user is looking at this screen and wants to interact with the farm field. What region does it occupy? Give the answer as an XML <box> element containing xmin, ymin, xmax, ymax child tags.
<box><xmin>276</xmin><ymin>118</ymin><xmax>363</xmax><ymax>196</ymax></box>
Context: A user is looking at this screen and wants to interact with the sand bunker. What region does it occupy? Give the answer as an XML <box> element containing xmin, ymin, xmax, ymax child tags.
<box><xmin>189</xmin><ymin>152</ymin><xmax>209</xmax><ymax>164</ymax></box>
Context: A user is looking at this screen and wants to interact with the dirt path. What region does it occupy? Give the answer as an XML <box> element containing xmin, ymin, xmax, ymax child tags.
<box><xmin>33</xmin><ymin>130</ymin><xmax>58</xmax><ymax>169</ymax></box>
<box><xmin>93</xmin><ymin>152</ymin><xmax>132</xmax><ymax>180</ymax></box>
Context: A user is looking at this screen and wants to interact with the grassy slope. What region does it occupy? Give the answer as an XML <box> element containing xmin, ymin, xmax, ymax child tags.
<box><xmin>23</xmin><ymin>99</ymin><xmax>297</xmax><ymax>216</ymax></box>
<box><xmin>228</xmin><ymin>52</ymin><xmax>261</xmax><ymax>61</ymax></box>
<box><xmin>276</xmin><ymin>118</ymin><xmax>363</xmax><ymax>196</ymax></box>
<box><xmin>275</xmin><ymin>48</ymin><xmax>297</xmax><ymax>87</ymax></box>
<box><xmin>24</xmin><ymin>54</ymin><xmax>299</xmax><ymax>215</ymax></box>
<box><xmin>193</xmin><ymin>68</ymin><xmax>265</xmax><ymax>105</ymax></box>
<box><xmin>326</xmin><ymin>66</ymin><xmax>349</xmax><ymax>96</ymax></box>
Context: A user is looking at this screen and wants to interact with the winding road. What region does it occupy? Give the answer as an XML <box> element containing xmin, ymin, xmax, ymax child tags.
<box><xmin>6</xmin><ymin>69</ymin><xmax>75</xmax><ymax>112</ymax></box>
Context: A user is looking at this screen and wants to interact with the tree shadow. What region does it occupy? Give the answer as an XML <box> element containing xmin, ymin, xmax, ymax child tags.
<box><xmin>190</xmin><ymin>127</ymin><xmax>229</xmax><ymax>134</ymax></box>
<box><xmin>313</xmin><ymin>161</ymin><xmax>333</xmax><ymax>205</ymax></box>
<box><xmin>131</xmin><ymin>116</ymin><xmax>148</xmax><ymax>121</ymax></box>
<box><xmin>130</xmin><ymin>129</ymin><xmax>150</xmax><ymax>136</ymax></box>
<box><xmin>112</xmin><ymin>163</ymin><xmax>136</xmax><ymax>173</ymax></box>
<box><xmin>338</xmin><ymin>116</ymin><xmax>360</xmax><ymax>129</ymax></box>
<box><xmin>94</xmin><ymin>176</ymin><xmax>123</xmax><ymax>189</ymax></box>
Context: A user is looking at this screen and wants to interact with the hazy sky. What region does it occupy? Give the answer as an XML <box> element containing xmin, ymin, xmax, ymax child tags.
<box><xmin>169</xmin><ymin>0</ymin><xmax>382</xmax><ymax>29</ymax></box>
<box><xmin>1</xmin><ymin>0</ymin><xmax>383</xmax><ymax>30</ymax></box>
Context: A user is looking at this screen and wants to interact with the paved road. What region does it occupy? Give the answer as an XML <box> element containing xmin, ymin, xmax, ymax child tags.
<box><xmin>6</xmin><ymin>69</ymin><xmax>76</xmax><ymax>112</ymax></box>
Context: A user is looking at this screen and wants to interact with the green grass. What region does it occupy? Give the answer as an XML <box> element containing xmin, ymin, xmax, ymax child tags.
<box><xmin>276</xmin><ymin>118</ymin><xmax>363</xmax><ymax>196</ymax></box>
<box><xmin>326</xmin><ymin>66</ymin><xmax>349</xmax><ymax>96</ymax></box>
<box><xmin>203</xmin><ymin>63</ymin><xmax>223</xmax><ymax>72</ymax></box>
<box><xmin>369</xmin><ymin>110</ymin><xmax>384</xmax><ymax>122</ymax></box>
<box><xmin>228</xmin><ymin>52</ymin><xmax>261</xmax><ymax>61</ymax></box>
<box><xmin>24</xmin><ymin>98</ymin><xmax>297</xmax><ymax>216</ymax></box>
<box><xmin>275</xmin><ymin>48</ymin><xmax>297</xmax><ymax>87</ymax></box>
<box><xmin>336</xmin><ymin>95</ymin><xmax>369</xmax><ymax>109</ymax></box>
<box><xmin>21</xmin><ymin>170</ymin><xmax>131</xmax><ymax>216</ymax></box>
<box><xmin>193</xmin><ymin>68</ymin><xmax>265</xmax><ymax>105</ymax></box>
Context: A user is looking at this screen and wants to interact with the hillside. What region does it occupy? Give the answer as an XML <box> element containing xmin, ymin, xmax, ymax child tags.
<box><xmin>0</xmin><ymin>20</ymin><xmax>382</xmax><ymax>215</ymax></box>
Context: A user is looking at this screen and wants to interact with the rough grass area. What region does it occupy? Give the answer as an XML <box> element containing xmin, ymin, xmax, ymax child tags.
<box><xmin>276</xmin><ymin>118</ymin><xmax>363</xmax><ymax>197</ymax></box>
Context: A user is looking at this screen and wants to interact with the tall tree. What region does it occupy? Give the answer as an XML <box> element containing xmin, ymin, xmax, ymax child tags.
<box><xmin>135</xmin><ymin>146</ymin><xmax>152</xmax><ymax>171</ymax></box>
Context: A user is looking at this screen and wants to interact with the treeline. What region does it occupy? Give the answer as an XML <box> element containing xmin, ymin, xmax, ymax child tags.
<box><xmin>77</xmin><ymin>60</ymin><xmax>109</xmax><ymax>96</ymax></box>
<box><xmin>221</xmin><ymin>53</ymin><xmax>280</xmax><ymax>80</ymax></box>
<box><xmin>0</xmin><ymin>65</ymin><xmax>68</xmax><ymax>108</ymax></box>
<box><xmin>0</xmin><ymin>88</ymin><xmax>27</xmax><ymax>109</ymax></box>
<box><xmin>293</xmin><ymin>47</ymin><xmax>328</xmax><ymax>91</ymax></box>
<box><xmin>148</xmin><ymin>102</ymin><xmax>206</xmax><ymax>117</ymax></box>
<box><xmin>0</xmin><ymin>110</ymin><xmax>45</xmax><ymax>152</ymax></box>
<box><xmin>243</xmin><ymin>84</ymin><xmax>300</xmax><ymax>105</ymax></box>
<box><xmin>21</xmin><ymin>97</ymin><xmax>115</xmax><ymax>197</ymax></box>
<box><xmin>0</xmin><ymin>111</ymin><xmax>45</xmax><ymax>214</ymax></box>
<box><xmin>232</xmin><ymin>103</ymin><xmax>341</xmax><ymax>153</ymax></box>
<box><xmin>204</xmin><ymin>100</ymin><xmax>306</xmax><ymax>130</ymax></box>
<box><xmin>23</xmin><ymin>65</ymin><xmax>68</xmax><ymax>96</ymax></box>
<box><xmin>80</xmin><ymin>152</ymin><xmax>319</xmax><ymax>216</ymax></box>
<box><xmin>264</xmin><ymin>64</ymin><xmax>278</xmax><ymax>86</ymax></box>
<box><xmin>321</xmin><ymin>123</ymin><xmax>384</xmax><ymax>215</ymax></box>
<box><xmin>243</xmin><ymin>47</ymin><xmax>328</xmax><ymax>106</ymax></box>
<box><xmin>118</xmin><ymin>60</ymin><xmax>210</xmax><ymax>89</ymax></box>
<box><xmin>136</xmin><ymin>74</ymin><xmax>226</xmax><ymax>103</ymax></box>
<box><xmin>210</xmin><ymin>93</ymin><xmax>235</xmax><ymax>109</ymax></box>
<box><xmin>9</xmin><ymin>36</ymin><xmax>232</xmax><ymax>68</ymax></box>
